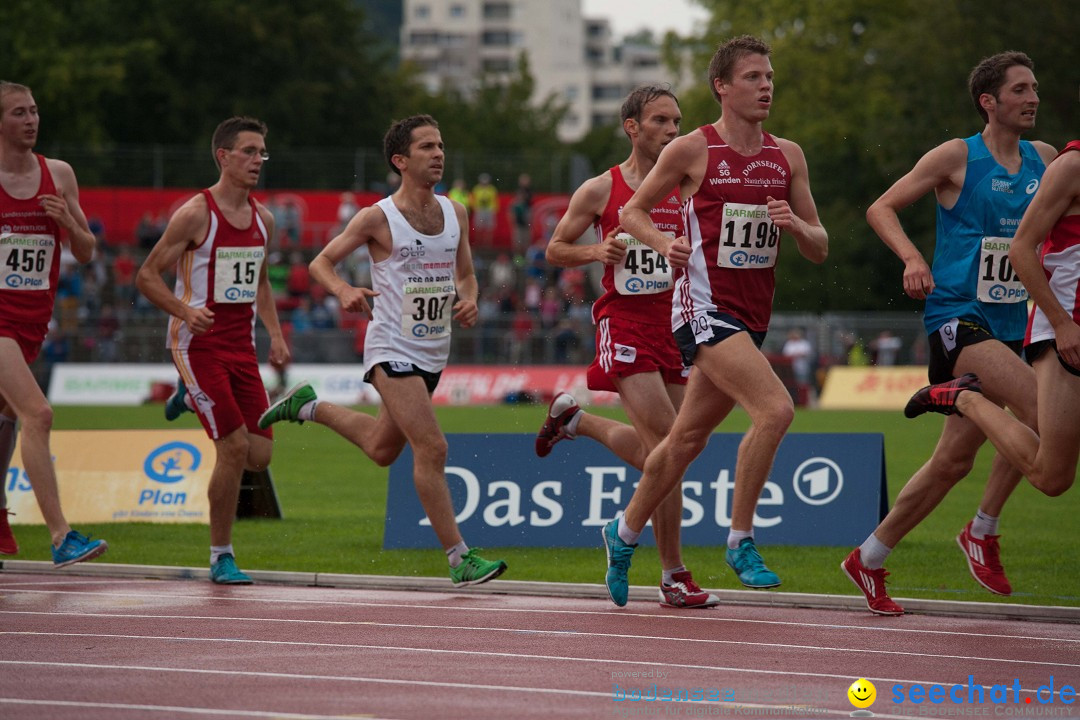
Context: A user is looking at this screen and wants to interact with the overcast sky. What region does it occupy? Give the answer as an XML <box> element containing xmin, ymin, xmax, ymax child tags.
<box><xmin>581</xmin><ymin>0</ymin><xmax>709</xmax><ymax>40</ymax></box>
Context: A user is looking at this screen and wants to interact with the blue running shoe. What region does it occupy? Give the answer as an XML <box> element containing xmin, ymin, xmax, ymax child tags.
<box><xmin>725</xmin><ymin>538</ymin><xmax>780</xmax><ymax>589</ymax></box>
<box><xmin>602</xmin><ymin>520</ymin><xmax>637</xmax><ymax>607</ymax></box>
<box><xmin>164</xmin><ymin>379</ymin><xmax>192</xmax><ymax>421</ymax></box>
<box><xmin>52</xmin><ymin>531</ymin><xmax>108</xmax><ymax>568</ymax></box>
<box><xmin>210</xmin><ymin>553</ymin><xmax>253</xmax><ymax>585</ymax></box>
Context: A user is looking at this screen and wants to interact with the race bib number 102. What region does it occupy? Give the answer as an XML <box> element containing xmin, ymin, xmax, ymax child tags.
<box><xmin>977</xmin><ymin>236</ymin><xmax>1027</xmax><ymax>304</ymax></box>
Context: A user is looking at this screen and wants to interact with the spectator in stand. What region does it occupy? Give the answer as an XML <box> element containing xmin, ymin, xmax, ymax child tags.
<box><xmin>522</xmin><ymin>278</ymin><xmax>542</xmax><ymax>316</ymax></box>
<box><xmin>88</xmin><ymin>215</ymin><xmax>106</xmax><ymax>251</ymax></box>
<box><xmin>112</xmin><ymin>246</ymin><xmax>137</xmax><ymax>319</ymax></box>
<box><xmin>487</xmin><ymin>251</ymin><xmax>515</xmax><ymax>292</ymax></box>
<box><xmin>539</xmin><ymin>285</ymin><xmax>561</xmax><ymax>330</ymax></box>
<box><xmin>95</xmin><ymin>303</ymin><xmax>121</xmax><ymax>362</ymax></box>
<box><xmin>336</xmin><ymin>192</ymin><xmax>358</xmax><ymax>235</ymax></box>
<box><xmin>471</xmin><ymin>173</ymin><xmax>498</xmax><ymax>245</ymax></box>
<box><xmin>782</xmin><ymin>328</ymin><xmax>814</xmax><ymax>386</ymax></box>
<box><xmin>448</xmin><ymin>178</ymin><xmax>470</xmax><ymax>208</ymax></box>
<box><xmin>281</xmin><ymin>199</ymin><xmax>302</xmax><ymax>248</ymax></box>
<box><xmin>286</xmin><ymin>251</ymin><xmax>310</xmax><ymax>300</ymax></box>
<box><xmin>510</xmin><ymin>173</ymin><xmax>533</xmax><ymax>256</ymax></box>
<box><xmin>870</xmin><ymin>329</ymin><xmax>903</xmax><ymax>366</ymax></box>
<box><xmin>135</xmin><ymin>211</ymin><xmax>160</xmax><ymax>252</ymax></box>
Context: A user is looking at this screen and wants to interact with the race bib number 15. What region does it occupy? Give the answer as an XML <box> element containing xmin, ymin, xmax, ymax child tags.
<box><xmin>214</xmin><ymin>247</ymin><xmax>264</xmax><ymax>303</ymax></box>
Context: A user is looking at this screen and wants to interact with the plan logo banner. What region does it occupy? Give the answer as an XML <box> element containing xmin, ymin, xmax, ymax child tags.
<box><xmin>384</xmin><ymin>433</ymin><xmax>887</xmax><ymax>548</ymax></box>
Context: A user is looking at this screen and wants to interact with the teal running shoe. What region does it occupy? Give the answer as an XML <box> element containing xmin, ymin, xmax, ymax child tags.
<box><xmin>258</xmin><ymin>382</ymin><xmax>317</xmax><ymax>429</ymax></box>
<box><xmin>164</xmin><ymin>379</ymin><xmax>192</xmax><ymax>421</ymax></box>
<box><xmin>725</xmin><ymin>538</ymin><xmax>780</xmax><ymax>589</ymax></box>
<box><xmin>602</xmin><ymin>520</ymin><xmax>637</xmax><ymax>607</ymax></box>
<box><xmin>210</xmin><ymin>553</ymin><xmax>253</xmax><ymax>585</ymax></box>
<box><xmin>449</xmin><ymin>549</ymin><xmax>507</xmax><ymax>587</ymax></box>
<box><xmin>52</xmin><ymin>531</ymin><xmax>108</xmax><ymax>568</ymax></box>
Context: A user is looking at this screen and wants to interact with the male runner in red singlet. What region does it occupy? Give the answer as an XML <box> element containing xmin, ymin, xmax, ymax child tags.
<box><xmin>537</xmin><ymin>85</ymin><xmax>717</xmax><ymax>608</ymax></box>
<box><xmin>600</xmin><ymin>37</ymin><xmax>829</xmax><ymax>606</ymax></box>
<box><xmin>908</xmin><ymin>140</ymin><xmax>1080</xmax><ymax>498</ymax></box>
<box><xmin>0</xmin><ymin>81</ymin><xmax>108</xmax><ymax>566</ymax></box>
<box><xmin>137</xmin><ymin>117</ymin><xmax>289</xmax><ymax>584</ymax></box>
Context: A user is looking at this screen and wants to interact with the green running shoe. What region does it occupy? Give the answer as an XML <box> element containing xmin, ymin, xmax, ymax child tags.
<box><xmin>210</xmin><ymin>553</ymin><xmax>253</xmax><ymax>585</ymax></box>
<box><xmin>603</xmin><ymin>519</ymin><xmax>637</xmax><ymax>606</ymax></box>
<box><xmin>725</xmin><ymin>537</ymin><xmax>780</xmax><ymax>588</ymax></box>
<box><xmin>164</xmin><ymin>379</ymin><xmax>192</xmax><ymax>421</ymax></box>
<box><xmin>450</xmin><ymin>548</ymin><xmax>507</xmax><ymax>588</ymax></box>
<box><xmin>258</xmin><ymin>382</ymin><xmax>317</xmax><ymax>429</ymax></box>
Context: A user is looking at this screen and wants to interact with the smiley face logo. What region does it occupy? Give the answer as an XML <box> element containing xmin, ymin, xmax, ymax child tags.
<box><xmin>847</xmin><ymin>678</ymin><xmax>876</xmax><ymax>709</ymax></box>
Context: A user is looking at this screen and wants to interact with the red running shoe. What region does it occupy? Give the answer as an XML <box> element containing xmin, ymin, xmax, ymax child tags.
<box><xmin>535</xmin><ymin>393</ymin><xmax>581</xmax><ymax>457</ymax></box>
<box><xmin>904</xmin><ymin>373</ymin><xmax>982</xmax><ymax>418</ymax></box>
<box><xmin>841</xmin><ymin>548</ymin><xmax>904</xmax><ymax>616</ymax></box>
<box><xmin>0</xmin><ymin>509</ymin><xmax>17</xmax><ymax>555</ymax></box>
<box><xmin>659</xmin><ymin>570</ymin><xmax>721</xmax><ymax>608</ymax></box>
<box><xmin>956</xmin><ymin>521</ymin><xmax>1012</xmax><ymax>596</ymax></box>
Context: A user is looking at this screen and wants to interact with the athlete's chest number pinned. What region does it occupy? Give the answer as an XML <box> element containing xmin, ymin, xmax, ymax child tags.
<box><xmin>977</xmin><ymin>236</ymin><xmax>1027</xmax><ymax>304</ymax></box>
<box><xmin>214</xmin><ymin>247</ymin><xmax>264</xmax><ymax>304</ymax></box>
<box><xmin>5</xmin><ymin>247</ymin><xmax>47</xmax><ymax>274</ymax></box>
<box><xmin>0</xmin><ymin>233</ymin><xmax>54</xmax><ymax>290</ymax></box>
<box><xmin>614</xmin><ymin>232</ymin><xmax>672</xmax><ymax>295</ymax></box>
<box><xmin>716</xmin><ymin>203</ymin><xmax>779</xmax><ymax>269</ymax></box>
<box><xmin>412</xmin><ymin>295</ymin><xmax>450</xmax><ymax>322</ymax></box>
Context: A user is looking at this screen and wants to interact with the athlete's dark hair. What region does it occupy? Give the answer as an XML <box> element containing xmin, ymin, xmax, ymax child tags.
<box><xmin>968</xmin><ymin>51</ymin><xmax>1034</xmax><ymax>124</ymax></box>
<box><xmin>384</xmin><ymin>114</ymin><xmax>439</xmax><ymax>175</ymax></box>
<box><xmin>620</xmin><ymin>85</ymin><xmax>679</xmax><ymax>138</ymax></box>
<box><xmin>211</xmin><ymin>116</ymin><xmax>268</xmax><ymax>169</ymax></box>
<box><xmin>707</xmin><ymin>35</ymin><xmax>771</xmax><ymax>104</ymax></box>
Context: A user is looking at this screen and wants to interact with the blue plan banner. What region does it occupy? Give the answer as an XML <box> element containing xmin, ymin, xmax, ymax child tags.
<box><xmin>383</xmin><ymin>433</ymin><xmax>887</xmax><ymax>549</ymax></box>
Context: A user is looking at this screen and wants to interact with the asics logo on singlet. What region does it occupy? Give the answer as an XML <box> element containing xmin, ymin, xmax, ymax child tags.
<box><xmin>1026</xmin><ymin>179</ymin><xmax>1040</xmax><ymax>195</ymax></box>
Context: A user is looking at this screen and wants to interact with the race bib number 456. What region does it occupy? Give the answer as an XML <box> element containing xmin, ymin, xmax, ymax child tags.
<box><xmin>1</xmin><ymin>233</ymin><xmax>54</xmax><ymax>290</ymax></box>
<box><xmin>978</xmin><ymin>236</ymin><xmax>1027</xmax><ymax>303</ymax></box>
<box><xmin>717</xmin><ymin>203</ymin><xmax>779</xmax><ymax>269</ymax></box>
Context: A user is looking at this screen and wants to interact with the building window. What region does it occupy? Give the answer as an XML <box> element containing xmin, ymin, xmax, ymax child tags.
<box><xmin>482</xmin><ymin>30</ymin><xmax>512</xmax><ymax>46</ymax></box>
<box><xmin>483</xmin><ymin>2</ymin><xmax>511</xmax><ymax>20</ymax></box>
<box><xmin>450</xmin><ymin>4</ymin><xmax>465</xmax><ymax>17</ymax></box>
<box><xmin>414</xmin><ymin>4</ymin><xmax>430</xmax><ymax>19</ymax></box>
<box><xmin>409</xmin><ymin>31</ymin><xmax>440</xmax><ymax>46</ymax></box>
<box><xmin>482</xmin><ymin>58</ymin><xmax>513</xmax><ymax>73</ymax></box>
<box><xmin>564</xmin><ymin>86</ymin><xmax>579</xmax><ymax>101</ymax></box>
<box><xmin>592</xmin><ymin>84</ymin><xmax>623</xmax><ymax>100</ymax></box>
<box><xmin>592</xmin><ymin>113</ymin><xmax>618</xmax><ymax>127</ymax></box>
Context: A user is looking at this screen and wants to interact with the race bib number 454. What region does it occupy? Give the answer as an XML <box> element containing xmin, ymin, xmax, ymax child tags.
<box><xmin>1</xmin><ymin>233</ymin><xmax>54</xmax><ymax>290</ymax></box>
<box><xmin>717</xmin><ymin>203</ymin><xmax>779</xmax><ymax>269</ymax></box>
<box><xmin>614</xmin><ymin>232</ymin><xmax>672</xmax><ymax>295</ymax></box>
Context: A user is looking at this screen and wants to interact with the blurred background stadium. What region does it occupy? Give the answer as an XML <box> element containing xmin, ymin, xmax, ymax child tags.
<box><xmin>4</xmin><ymin>0</ymin><xmax>1075</xmax><ymax>405</ymax></box>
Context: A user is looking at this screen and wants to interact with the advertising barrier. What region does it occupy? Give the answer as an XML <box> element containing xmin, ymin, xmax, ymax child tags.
<box><xmin>819</xmin><ymin>366</ymin><xmax>930</xmax><ymax>410</ymax></box>
<box><xmin>384</xmin><ymin>433</ymin><xmax>887</xmax><ymax>548</ymax></box>
<box><xmin>7</xmin><ymin>430</ymin><xmax>214</xmax><ymax>524</ymax></box>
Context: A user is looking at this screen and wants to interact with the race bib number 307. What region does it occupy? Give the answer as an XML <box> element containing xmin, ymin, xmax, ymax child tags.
<box><xmin>1</xmin><ymin>233</ymin><xmax>54</xmax><ymax>290</ymax></box>
<box><xmin>214</xmin><ymin>247</ymin><xmax>264</xmax><ymax>303</ymax></box>
<box><xmin>717</xmin><ymin>203</ymin><xmax>779</xmax><ymax>269</ymax></box>
<box><xmin>403</xmin><ymin>281</ymin><xmax>454</xmax><ymax>340</ymax></box>
<box><xmin>977</xmin><ymin>236</ymin><xmax>1027</xmax><ymax>304</ymax></box>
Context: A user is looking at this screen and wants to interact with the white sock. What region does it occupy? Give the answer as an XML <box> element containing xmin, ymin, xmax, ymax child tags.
<box><xmin>298</xmin><ymin>400</ymin><xmax>320</xmax><ymax>422</ymax></box>
<box><xmin>446</xmin><ymin>541</ymin><xmax>469</xmax><ymax>568</ymax></box>
<box><xmin>859</xmin><ymin>534</ymin><xmax>892</xmax><ymax>570</ymax></box>
<box><xmin>662</xmin><ymin>565</ymin><xmax>687</xmax><ymax>586</ymax></box>
<box><xmin>183</xmin><ymin>394</ymin><xmax>194</xmax><ymax>411</ymax></box>
<box><xmin>566</xmin><ymin>409</ymin><xmax>583</xmax><ymax>437</ymax></box>
<box><xmin>616</xmin><ymin>515</ymin><xmax>641</xmax><ymax>545</ymax></box>
<box><xmin>971</xmin><ymin>510</ymin><xmax>999</xmax><ymax>539</ymax></box>
<box><xmin>0</xmin><ymin>414</ymin><xmax>15</xmax><ymax>508</ymax></box>
<box><xmin>210</xmin><ymin>544</ymin><xmax>234</xmax><ymax>565</ymax></box>
<box><xmin>727</xmin><ymin>529</ymin><xmax>753</xmax><ymax>550</ymax></box>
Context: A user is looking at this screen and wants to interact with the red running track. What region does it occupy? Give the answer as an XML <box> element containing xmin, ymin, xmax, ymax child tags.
<box><xmin>1</xmin><ymin>572</ymin><xmax>1078</xmax><ymax>719</ymax></box>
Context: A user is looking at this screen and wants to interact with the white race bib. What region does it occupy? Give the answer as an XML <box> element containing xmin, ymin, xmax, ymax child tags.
<box><xmin>402</xmin><ymin>280</ymin><xmax>455</xmax><ymax>339</ymax></box>
<box><xmin>0</xmin><ymin>233</ymin><xmax>54</xmax><ymax>291</ymax></box>
<box><xmin>613</xmin><ymin>232</ymin><xmax>673</xmax><ymax>295</ymax></box>
<box><xmin>716</xmin><ymin>203</ymin><xmax>779</xmax><ymax>269</ymax></box>
<box><xmin>977</xmin><ymin>236</ymin><xmax>1027</xmax><ymax>303</ymax></box>
<box><xmin>213</xmin><ymin>247</ymin><xmax>264</xmax><ymax>304</ymax></box>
